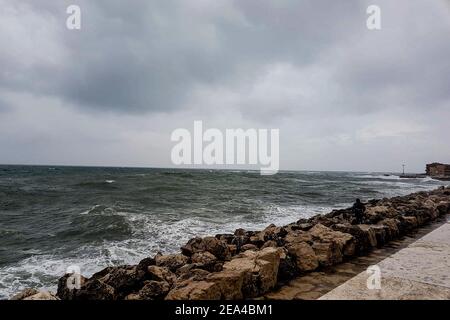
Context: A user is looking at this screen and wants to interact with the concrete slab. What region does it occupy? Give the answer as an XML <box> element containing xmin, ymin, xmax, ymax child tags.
<box><xmin>320</xmin><ymin>221</ymin><xmax>450</xmax><ymax>300</ymax></box>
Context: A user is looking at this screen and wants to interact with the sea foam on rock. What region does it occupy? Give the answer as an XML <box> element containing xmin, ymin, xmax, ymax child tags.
<box><xmin>13</xmin><ymin>186</ymin><xmax>450</xmax><ymax>300</ymax></box>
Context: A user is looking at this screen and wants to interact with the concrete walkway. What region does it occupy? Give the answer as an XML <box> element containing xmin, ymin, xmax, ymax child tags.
<box><xmin>320</xmin><ymin>218</ymin><xmax>450</xmax><ymax>300</ymax></box>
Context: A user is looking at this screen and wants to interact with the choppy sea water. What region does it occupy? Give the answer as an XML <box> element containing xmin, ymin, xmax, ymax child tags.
<box><xmin>0</xmin><ymin>165</ymin><xmax>447</xmax><ymax>299</ymax></box>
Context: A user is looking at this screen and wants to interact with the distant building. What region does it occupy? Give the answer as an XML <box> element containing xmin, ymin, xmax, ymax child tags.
<box><xmin>426</xmin><ymin>163</ymin><xmax>450</xmax><ymax>178</ymax></box>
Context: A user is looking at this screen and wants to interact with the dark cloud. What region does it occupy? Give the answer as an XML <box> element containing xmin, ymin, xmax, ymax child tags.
<box><xmin>0</xmin><ymin>0</ymin><xmax>370</xmax><ymax>113</ymax></box>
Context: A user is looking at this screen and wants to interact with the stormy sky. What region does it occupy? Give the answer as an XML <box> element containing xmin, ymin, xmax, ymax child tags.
<box><xmin>0</xmin><ymin>0</ymin><xmax>449</xmax><ymax>172</ymax></box>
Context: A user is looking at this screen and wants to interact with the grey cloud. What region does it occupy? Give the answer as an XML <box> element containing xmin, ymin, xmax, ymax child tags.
<box><xmin>1</xmin><ymin>0</ymin><xmax>371</xmax><ymax>114</ymax></box>
<box><xmin>0</xmin><ymin>0</ymin><xmax>450</xmax><ymax>171</ymax></box>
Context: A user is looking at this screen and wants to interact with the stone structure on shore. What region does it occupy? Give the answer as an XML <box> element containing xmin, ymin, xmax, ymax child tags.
<box><xmin>11</xmin><ymin>186</ymin><xmax>450</xmax><ymax>300</ymax></box>
<box><xmin>426</xmin><ymin>163</ymin><xmax>450</xmax><ymax>180</ymax></box>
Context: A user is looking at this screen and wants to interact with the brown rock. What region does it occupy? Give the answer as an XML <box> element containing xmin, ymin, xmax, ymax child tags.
<box><xmin>284</xmin><ymin>230</ymin><xmax>313</xmax><ymax>245</ymax></box>
<box><xmin>312</xmin><ymin>241</ymin><xmax>342</xmax><ymax>267</ymax></box>
<box><xmin>155</xmin><ymin>253</ymin><xmax>190</xmax><ymax>272</ymax></box>
<box><xmin>181</xmin><ymin>237</ymin><xmax>230</xmax><ymax>260</ymax></box>
<box><xmin>23</xmin><ymin>291</ymin><xmax>59</xmax><ymax>300</ymax></box>
<box><xmin>147</xmin><ymin>265</ymin><xmax>177</xmax><ymax>285</ymax></box>
<box><xmin>261</xmin><ymin>240</ymin><xmax>278</xmax><ymax>249</ymax></box>
<box><xmin>165</xmin><ymin>281</ymin><xmax>221</xmax><ymax>300</ymax></box>
<box><xmin>206</xmin><ymin>271</ymin><xmax>244</xmax><ymax>299</ymax></box>
<box><xmin>191</xmin><ymin>251</ymin><xmax>219</xmax><ymax>272</ymax></box>
<box><xmin>10</xmin><ymin>288</ymin><xmax>39</xmax><ymax>300</ymax></box>
<box><xmin>223</xmin><ymin>247</ymin><xmax>281</xmax><ymax>297</ymax></box>
<box><xmin>74</xmin><ymin>278</ymin><xmax>117</xmax><ymax>300</ymax></box>
<box><xmin>176</xmin><ymin>267</ymin><xmax>210</xmax><ymax>282</ymax></box>
<box><xmin>56</xmin><ymin>273</ymin><xmax>88</xmax><ymax>300</ymax></box>
<box><xmin>286</xmin><ymin>242</ymin><xmax>319</xmax><ymax>272</ymax></box>
<box><xmin>138</xmin><ymin>280</ymin><xmax>171</xmax><ymax>299</ymax></box>
<box><xmin>240</xmin><ymin>244</ymin><xmax>258</xmax><ymax>251</ymax></box>
<box><xmin>309</xmin><ymin>223</ymin><xmax>355</xmax><ymax>257</ymax></box>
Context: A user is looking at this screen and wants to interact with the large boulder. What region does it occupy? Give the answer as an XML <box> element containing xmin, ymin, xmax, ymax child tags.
<box><xmin>332</xmin><ymin>224</ymin><xmax>377</xmax><ymax>254</ymax></box>
<box><xmin>11</xmin><ymin>289</ymin><xmax>61</xmax><ymax>301</ymax></box>
<box><xmin>147</xmin><ymin>265</ymin><xmax>177</xmax><ymax>285</ymax></box>
<box><xmin>10</xmin><ymin>288</ymin><xmax>39</xmax><ymax>300</ymax></box>
<box><xmin>138</xmin><ymin>280</ymin><xmax>171</xmax><ymax>300</ymax></box>
<box><xmin>286</xmin><ymin>242</ymin><xmax>319</xmax><ymax>272</ymax></box>
<box><xmin>191</xmin><ymin>251</ymin><xmax>220</xmax><ymax>272</ymax></box>
<box><xmin>253</xmin><ymin>224</ymin><xmax>288</xmax><ymax>246</ymax></box>
<box><xmin>309</xmin><ymin>224</ymin><xmax>355</xmax><ymax>258</ymax></box>
<box><xmin>284</xmin><ymin>230</ymin><xmax>313</xmax><ymax>245</ymax></box>
<box><xmin>181</xmin><ymin>237</ymin><xmax>231</xmax><ymax>260</ymax></box>
<box><xmin>23</xmin><ymin>291</ymin><xmax>59</xmax><ymax>300</ymax></box>
<box><xmin>222</xmin><ymin>247</ymin><xmax>281</xmax><ymax>298</ymax></box>
<box><xmin>379</xmin><ymin>218</ymin><xmax>401</xmax><ymax>239</ymax></box>
<box><xmin>206</xmin><ymin>271</ymin><xmax>244</xmax><ymax>299</ymax></box>
<box><xmin>165</xmin><ymin>280</ymin><xmax>221</xmax><ymax>300</ymax></box>
<box><xmin>72</xmin><ymin>278</ymin><xmax>117</xmax><ymax>300</ymax></box>
<box><xmin>155</xmin><ymin>253</ymin><xmax>190</xmax><ymax>272</ymax></box>
<box><xmin>364</xmin><ymin>205</ymin><xmax>395</xmax><ymax>223</ymax></box>
<box><xmin>57</xmin><ymin>265</ymin><xmax>146</xmax><ymax>300</ymax></box>
<box><xmin>276</xmin><ymin>247</ymin><xmax>298</xmax><ymax>281</ymax></box>
<box><xmin>56</xmin><ymin>273</ymin><xmax>88</xmax><ymax>300</ymax></box>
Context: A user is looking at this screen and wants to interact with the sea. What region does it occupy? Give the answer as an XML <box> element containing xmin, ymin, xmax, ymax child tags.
<box><xmin>0</xmin><ymin>165</ymin><xmax>447</xmax><ymax>299</ymax></box>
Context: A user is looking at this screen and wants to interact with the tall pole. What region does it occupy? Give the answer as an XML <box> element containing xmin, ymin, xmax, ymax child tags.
<box><xmin>402</xmin><ymin>164</ymin><xmax>405</xmax><ymax>175</ymax></box>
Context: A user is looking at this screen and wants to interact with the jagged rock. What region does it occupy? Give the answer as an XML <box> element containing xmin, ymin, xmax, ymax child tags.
<box><xmin>261</xmin><ymin>240</ymin><xmax>278</xmax><ymax>249</ymax></box>
<box><xmin>312</xmin><ymin>241</ymin><xmax>342</xmax><ymax>267</ymax></box>
<box><xmin>165</xmin><ymin>281</ymin><xmax>221</xmax><ymax>300</ymax></box>
<box><xmin>258</xmin><ymin>224</ymin><xmax>288</xmax><ymax>244</ymax></box>
<box><xmin>155</xmin><ymin>253</ymin><xmax>190</xmax><ymax>272</ymax></box>
<box><xmin>136</xmin><ymin>257</ymin><xmax>156</xmax><ymax>272</ymax></box>
<box><xmin>437</xmin><ymin>201</ymin><xmax>450</xmax><ymax>215</ymax></box>
<box><xmin>332</xmin><ymin>224</ymin><xmax>377</xmax><ymax>254</ymax></box>
<box><xmin>56</xmin><ymin>273</ymin><xmax>88</xmax><ymax>300</ymax></box>
<box><xmin>191</xmin><ymin>251</ymin><xmax>219</xmax><ymax>272</ymax></box>
<box><xmin>379</xmin><ymin>218</ymin><xmax>401</xmax><ymax>238</ymax></box>
<box><xmin>124</xmin><ymin>293</ymin><xmax>141</xmax><ymax>300</ymax></box>
<box><xmin>284</xmin><ymin>230</ymin><xmax>313</xmax><ymax>245</ymax></box>
<box><xmin>206</xmin><ymin>271</ymin><xmax>244</xmax><ymax>299</ymax></box>
<box><xmin>240</xmin><ymin>244</ymin><xmax>258</xmax><ymax>251</ymax></box>
<box><xmin>276</xmin><ymin>247</ymin><xmax>298</xmax><ymax>281</ymax></box>
<box><xmin>176</xmin><ymin>267</ymin><xmax>210</xmax><ymax>282</ymax></box>
<box><xmin>57</xmin><ymin>265</ymin><xmax>145</xmax><ymax>300</ymax></box>
<box><xmin>286</xmin><ymin>242</ymin><xmax>319</xmax><ymax>272</ymax></box>
<box><xmin>73</xmin><ymin>278</ymin><xmax>117</xmax><ymax>300</ymax></box>
<box><xmin>138</xmin><ymin>280</ymin><xmax>171</xmax><ymax>299</ymax></box>
<box><xmin>215</xmin><ymin>233</ymin><xmax>235</xmax><ymax>244</ymax></box>
<box><xmin>222</xmin><ymin>247</ymin><xmax>281</xmax><ymax>298</ymax></box>
<box><xmin>309</xmin><ymin>224</ymin><xmax>355</xmax><ymax>257</ymax></box>
<box><xmin>181</xmin><ymin>237</ymin><xmax>230</xmax><ymax>260</ymax></box>
<box><xmin>297</xmin><ymin>223</ymin><xmax>314</xmax><ymax>231</ymax></box>
<box><xmin>248</xmin><ymin>235</ymin><xmax>265</xmax><ymax>247</ymax></box>
<box><xmin>364</xmin><ymin>205</ymin><xmax>391</xmax><ymax>223</ymax></box>
<box><xmin>10</xmin><ymin>288</ymin><xmax>39</xmax><ymax>300</ymax></box>
<box><xmin>398</xmin><ymin>216</ymin><xmax>417</xmax><ymax>232</ymax></box>
<box><xmin>91</xmin><ymin>265</ymin><xmax>146</xmax><ymax>298</ymax></box>
<box><xmin>23</xmin><ymin>291</ymin><xmax>59</xmax><ymax>300</ymax></box>
<box><xmin>227</xmin><ymin>244</ymin><xmax>237</xmax><ymax>256</ymax></box>
<box><xmin>370</xmin><ymin>224</ymin><xmax>389</xmax><ymax>246</ymax></box>
<box><xmin>147</xmin><ymin>265</ymin><xmax>177</xmax><ymax>285</ymax></box>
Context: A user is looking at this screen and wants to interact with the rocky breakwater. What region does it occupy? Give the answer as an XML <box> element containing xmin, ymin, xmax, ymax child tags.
<box><xmin>11</xmin><ymin>186</ymin><xmax>450</xmax><ymax>300</ymax></box>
